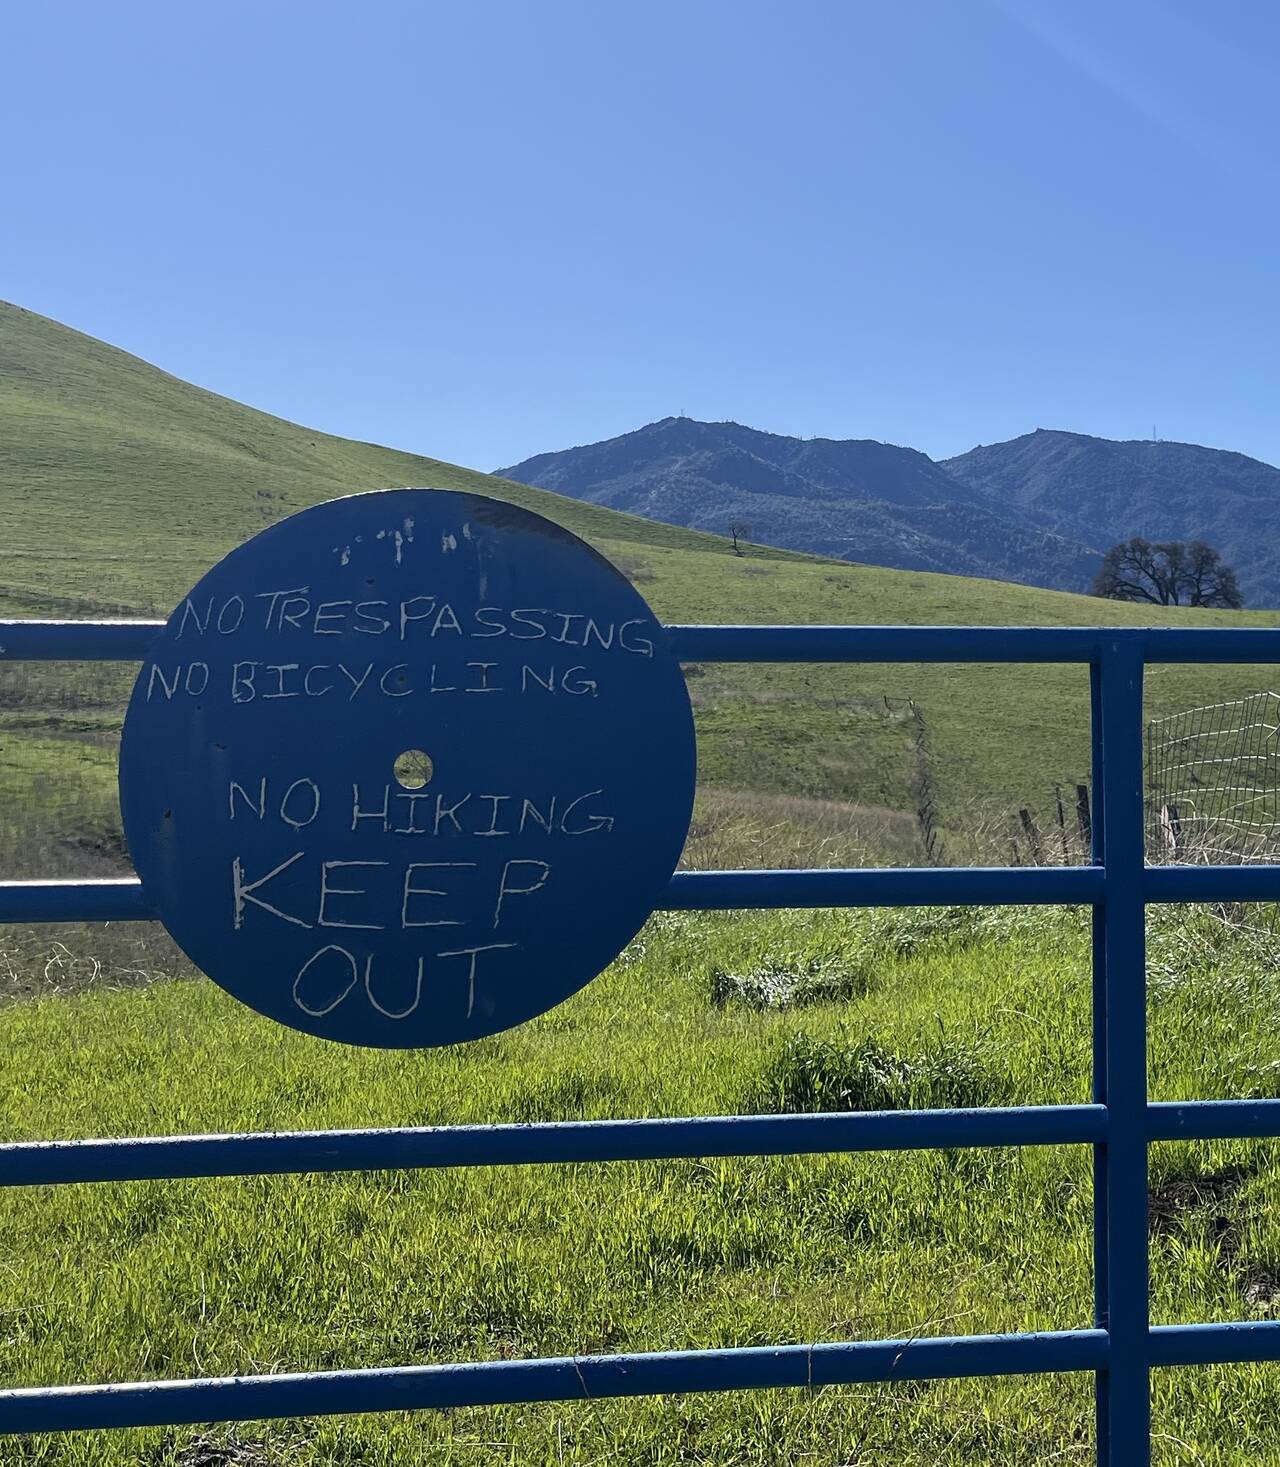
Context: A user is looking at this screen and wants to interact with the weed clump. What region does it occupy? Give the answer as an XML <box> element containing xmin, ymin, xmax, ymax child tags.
<box><xmin>861</xmin><ymin>905</ymin><xmax>976</xmax><ymax>956</ymax></box>
<box><xmin>707</xmin><ymin>905</ymin><xmax>992</xmax><ymax>1012</ymax></box>
<box><xmin>709</xmin><ymin>954</ymin><xmax>873</xmax><ymax>1010</ymax></box>
<box><xmin>750</xmin><ymin>1031</ymin><xmax>1010</xmax><ymax>1114</ymax></box>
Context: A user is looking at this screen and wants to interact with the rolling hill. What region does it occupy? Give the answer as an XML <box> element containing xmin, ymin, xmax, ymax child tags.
<box><xmin>4</xmin><ymin>304</ymin><xmax>1278</xmax><ymax>1464</ymax></box>
<box><xmin>500</xmin><ymin>417</ymin><xmax>1100</xmax><ymax>592</ymax></box>
<box><xmin>3</xmin><ymin>299</ymin><xmax>1279</xmax><ymax>874</ymax></box>
<box><xmin>0</xmin><ymin>304</ymin><xmax>795</xmax><ymax>621</ymax></box>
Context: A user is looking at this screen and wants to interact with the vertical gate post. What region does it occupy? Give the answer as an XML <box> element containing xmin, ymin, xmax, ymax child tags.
<box><xmin>1093</xmin><ymin>641</ymin><xmax>1151</xmax><ymax>1461</ymax></box>
<box><xmin>1090</xmin><ymin>661</ymin><xmax>1110</xmax><ymax>1453</ymax></box>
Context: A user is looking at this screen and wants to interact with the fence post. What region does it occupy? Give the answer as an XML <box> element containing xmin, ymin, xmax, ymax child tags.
<box><xmin>1076</xmin><ymin>783</ymin><xmax>1093</xmax><ymax>850</ymax></box>
<box><xmin>1093</xmin><ymin>641</ymin><xmax>1151</xmax><ymax>1462</ymax></box>
<box><xmin>1054</xmin><ymin>784</ymin><xmax>1071</xmax><ymax>864</ymax></box>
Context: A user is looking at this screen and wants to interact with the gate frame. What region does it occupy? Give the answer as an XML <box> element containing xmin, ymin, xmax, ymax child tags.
<box><xmin>3</xmin><ymin>619</ymin><xmax>1280</xmax><ymax>1462</ymax></box>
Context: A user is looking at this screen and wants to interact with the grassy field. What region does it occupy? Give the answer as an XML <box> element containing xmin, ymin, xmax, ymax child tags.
<box><xmin>0</xmin><ymin>904</ymin><xmax>1279</xmax><ymax>1463</ymax></box>
<box><xmin>6</xmin><ymin>296</ymin><xmax>1280</xmax><ymax>864</ymax></box>
<box><xmin>6</xmin><ymin>303</ymin><xmax>1280</xmax><ymax>1462</ymax></box>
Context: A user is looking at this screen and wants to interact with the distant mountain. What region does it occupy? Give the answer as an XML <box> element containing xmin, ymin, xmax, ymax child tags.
<box><xmin>500</xmin><ymin>418</ymin><xmax>1101</xmax><ymax>593</ymax></box>
<box><xmin>502</xmin><ymin>418</ymin><xmax>1280</xmax><ymax>605</ymax></box>
<box><xmin>942</xmin><ymin>429</ymin><xmax>1280</xmax><ymax>606</ymax></box>
<box><xmin>3</xmin><ymin>300</ymin><xmax>1275</xmax><ymax>857</ymax></box>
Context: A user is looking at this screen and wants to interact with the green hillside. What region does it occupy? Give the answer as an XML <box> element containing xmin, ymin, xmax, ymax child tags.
<box><xmin>2</xmin><ymin>299</ymin><xmax>1279</xmax><ymax>872</ymax></box>
<box><xmin>0</xmin><ymin>302</ymin><xmax>804</xmax><ymax>620</ymax></box>
<box><xmin>5</xmin><ymin>307</ymin><xmax>1280</xmax><ymax>1464</ymax></box>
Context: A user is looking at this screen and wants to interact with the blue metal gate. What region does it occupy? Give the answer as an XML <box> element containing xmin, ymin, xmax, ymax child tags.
<box><xmin>3</xmin><ymin>617</ymin><xmax>1280</xmax><ymax>1463</ymax></box>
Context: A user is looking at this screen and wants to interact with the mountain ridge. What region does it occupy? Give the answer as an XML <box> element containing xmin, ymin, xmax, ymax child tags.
<box><xmin>942</xmin><ymin>427</ymin><xmax>1280</xmax><ymax>604</ymax></box>
<box><xmin>500</xmin><ymin>416</ymin><xmax>1102</xmax><ymax>593</ymax></box>
<box><xmin>4</xmin><ymin>298</ymin><xmax>1280</xmax><ymax>849</ymax></box>
<box><xmin>501</xmin><ymin>417</ymin><xmax>1280</xmax><ymax>605</ymax></box>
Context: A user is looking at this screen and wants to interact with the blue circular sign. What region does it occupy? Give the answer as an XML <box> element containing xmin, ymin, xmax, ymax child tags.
<box><xmin>119</xmin><ymin>488</ymin><xmax>696</xmax><ymax>1047</ymax></box>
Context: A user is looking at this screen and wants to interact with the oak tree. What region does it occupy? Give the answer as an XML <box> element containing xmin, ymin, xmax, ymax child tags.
<box><xmin>1091</xmin><ymin>537</ymin><xmax>1243</xmax><ymax>609</ymax></box>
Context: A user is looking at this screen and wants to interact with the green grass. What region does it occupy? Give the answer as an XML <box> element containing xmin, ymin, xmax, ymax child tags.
<box><xmin>7</xmin><ymin>303</ymin><xmax>1280</xmax><ymax>1461</ymax></box>
<box><xmin>0</xmin><ymin>300</ymin><xmax>802</xmax><ymax>622</ymax></box>
<box><xmin>6</xmin><ymin>298</ymin><xmax>1280</xmax><ymax>846</ymax></box>
<box><xmin>0</xmin><ymin>907</ymin><xmax>1277</xmax><ymax>1462</ymax></box>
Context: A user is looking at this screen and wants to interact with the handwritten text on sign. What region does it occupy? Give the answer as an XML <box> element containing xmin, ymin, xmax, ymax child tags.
<box><xmin>119</xmin><ymin>489</ymin><xmax>696</xmax><ymax>1048</ymax></box>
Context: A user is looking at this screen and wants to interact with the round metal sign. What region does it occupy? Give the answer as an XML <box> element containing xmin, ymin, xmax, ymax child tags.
<box><xmin>119</xmin><ymin>488</ymin><xmax>695</xmax><ymax>1047</ymax></box>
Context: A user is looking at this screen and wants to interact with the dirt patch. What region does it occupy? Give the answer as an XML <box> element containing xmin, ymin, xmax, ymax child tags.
<box><xmin>1150</xmin><ymin>1165</ymin><xmax>1280</xmax><ymax>1317</ymax></box>
<box><xmin>1148</xmin><ymin>1165</ymin><xmax>1252</xmax><ymax>1251</ymax></box>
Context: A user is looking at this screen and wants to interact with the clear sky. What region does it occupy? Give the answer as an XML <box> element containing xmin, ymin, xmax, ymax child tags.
<box><xmin>4</xmin><ymin>0</ymin><xmax>1279</xmax><ymax>472</ymax></box>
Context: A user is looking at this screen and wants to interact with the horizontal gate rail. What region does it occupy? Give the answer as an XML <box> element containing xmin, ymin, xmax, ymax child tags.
<box><xmin>7</xmin><ymin>1320</ymin><xmax>1280</xmax><ymax>1435</ymax></box>
<box><xmin>0</xmin><ymin>877</ymin><xmax>155</xmax><ymax>923</ymax></box>
<box><xmin>0</xmin><ymin>1106</ymin><xmax>1109</xmax><ymax>1186</ymax></box>
<box><xmin>667</xmin><ymin>624</ymin><xmax>1280</xmax><ymax>664</ymax></box>
<box><xmin>0</xmin><ymin>1330</ymin><xmax>1112</xmax><ymax>1433</ymax></box>
<box><xmin>13</xmin><ymin>861</ymin><xmax>1280</xmax><ymax>923</ymax></box>
<box><xmin>0</xmin><ymin>1100</ymin><xmax>1276</xmax><ymax>1188</ymax></box>
<box><xmin>9</xmin><ymin>618</ymin><xmax>1280</xmax><ymax>664</ymax></box>
<box><xmin>4</xmin><ymin>617</ymin><xmax>1280</xmax><ymax>1460</ymax></box>
<box><xmin>0</xmin><ymin>619</ymin><xmax>164</xmax><ymax>661</ymax></box>
<box><xmin>0</xmin><ymin>1100</ymin><xmax>1272</xmax><ymax>1189</ymax></box>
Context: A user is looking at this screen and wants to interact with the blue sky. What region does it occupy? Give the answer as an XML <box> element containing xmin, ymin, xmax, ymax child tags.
<box><xmin>4</xmin><ymin>0</ymin><xmax>1279</xmax><ymax>472</ymax></box>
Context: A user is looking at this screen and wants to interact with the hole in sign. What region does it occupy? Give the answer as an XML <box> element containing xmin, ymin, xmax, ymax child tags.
<box><xmin>393</xmin><ymin>749</ymin><xmax>434</xmax><ymax>790</ymax></box>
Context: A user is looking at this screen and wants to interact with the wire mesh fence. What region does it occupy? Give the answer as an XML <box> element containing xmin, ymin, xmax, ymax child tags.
<box><xmin>1146</xmin><ymin>691</ymin><xmax>1280</xmax><ymax>863</ymax></box>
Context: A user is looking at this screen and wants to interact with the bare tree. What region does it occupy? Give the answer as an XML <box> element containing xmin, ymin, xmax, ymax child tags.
<box><xmin>1180</xmin><ymin>539</ymin><xmax>1244</xmax><ymax>608</ymax></box>
<box><xmin>1092</xmin><ymin>537</ymin><xmax>1243</xmax><ymax>609</ymax></box>
<box><xmin>729</xmin><ymin>523</ymin><xmax>753</xmax><ymax>557</ymax></box>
